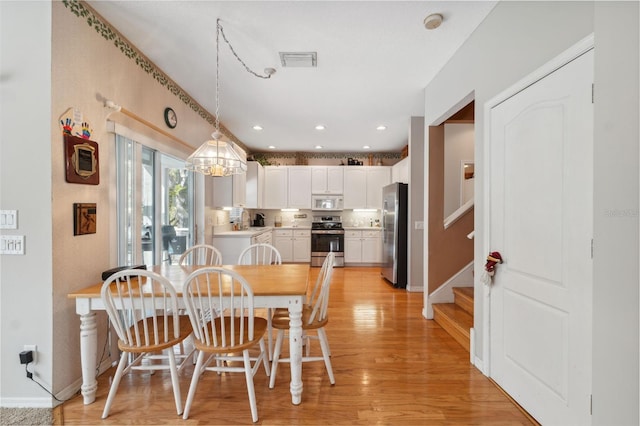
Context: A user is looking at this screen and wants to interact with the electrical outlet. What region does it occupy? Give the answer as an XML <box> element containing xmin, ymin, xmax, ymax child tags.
<box><xmin>23</xmin><ymin>345</ymin><xmax>37</xmax><ymax>364</ymax></box>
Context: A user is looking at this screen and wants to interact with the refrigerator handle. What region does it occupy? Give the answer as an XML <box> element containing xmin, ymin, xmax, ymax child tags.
<box><xmin>382</xmin><ymin>199</ymin><xmax>387</xmax><ymax>243</ymax></box>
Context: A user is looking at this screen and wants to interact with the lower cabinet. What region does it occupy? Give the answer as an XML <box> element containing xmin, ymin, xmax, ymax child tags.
<box><xmin>273</xmin><ymin>229</ymin><xmax>311</xmax><ymax>263</ymax></box>
<box><xmin>344</xmin><ymin>229</ymin><xmax>382</xmax><ymax>264</ymax></box>
<box><xmin>251</xmin><ymin>230</ymin><xmax>272</xmax><ymax>245</ymax></box>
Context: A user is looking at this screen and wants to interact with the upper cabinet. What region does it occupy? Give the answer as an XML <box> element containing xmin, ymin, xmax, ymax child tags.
<box><xmin>263</xmin><ymin>166</ymin><xmax>312</xmax><ymax>209</ymax></box>
<box><xmin>311</xmin><ymin>166</ymin><xmax>344</xmax><ymax>194</ymax></box>
<box><xmin>392</xmin><ymin>157</ymin><xmax>409</xmax><ymax>184</ymax></box>
<box><xmin>260</xmin><ymin>165</ymin><xmax>388</xmax><ymax>210</ymax></box>
<box><xmin>263</xmin><ymin>166</ymin><xmax>288</xmax><ymax>209</ymax></box>
<box><xmin>212</xmin><ymin>172</ymin><xmax>246</xmax><ymax>208</ymax></box>
<box><xmin>288</xmin><ymin>166</ymin><xmax>312</xmax><ymax>208</ymax></box>
<box><xmin>245</xmin><ymin>161</ymin><xmax>264</xmax><ymax>209</ymax></box>
<box><xmin>344</xmin><ymin>166</ymin><xmax>390</xmax><ymax>209</ymax></box>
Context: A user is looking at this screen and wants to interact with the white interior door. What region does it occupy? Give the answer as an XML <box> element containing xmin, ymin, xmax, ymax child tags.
<box><xmin>488</xmin><ymin>48</ymin><xmax>593</xmax><ymax>425</ymax></box>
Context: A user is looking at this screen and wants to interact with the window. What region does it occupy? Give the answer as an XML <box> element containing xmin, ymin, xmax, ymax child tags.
<box><xmin>116</xmin><ymin>134</ymin><xmax>194</xmax><ymax>267</ymax></box>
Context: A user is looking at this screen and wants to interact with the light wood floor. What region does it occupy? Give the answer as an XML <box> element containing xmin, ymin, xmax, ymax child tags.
<box><xmin>59</xmin><ymin>267</ymin><xmax>533</xmax><ymax>425</ymax></box>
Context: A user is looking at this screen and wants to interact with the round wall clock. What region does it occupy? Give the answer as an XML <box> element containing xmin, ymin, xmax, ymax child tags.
<box><xmin>164</xmin><ymin>107</ymin><xmax>177</xmax><ymax>129</ymax></box>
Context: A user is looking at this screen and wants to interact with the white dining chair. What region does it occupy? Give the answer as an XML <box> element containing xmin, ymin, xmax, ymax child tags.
<box><xmin>269</xmin><ymin>252</ymin><xmax>336</xmax><ymax>389</ymax></box>
<box><xmin>181</xmin><ymin>267</ymin><xmax>270</xmax><ymax>423</ymax></box>
<box><xmin>178</xmin><ymin>244</ymin><xmax>222</xmax><ymax>266</ymax></box>
<box><xmin>100</xmin><ymin>269</ymin><xmax>193</xmax><ymax>418</ymax></box>
<box><xmin>237</xmin><ymin>243</ymin><xmax>282</xmax><ymax>360</ymax></box>
<box><xmin>237</xmin><ymin>243</ymin><xmax>282</xmax><ymax>266</ymax></box>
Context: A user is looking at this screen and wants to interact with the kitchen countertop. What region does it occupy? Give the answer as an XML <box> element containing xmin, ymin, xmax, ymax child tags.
<box><xmin>213</xmin><ymin>227</ymin><xmax>274</xmax><ymax>237</ymax></box>
<box><xmin>343</xmin><ymin>226</ymin><xmax>382</xmax><ymax>230</ymax></box>
<box><xmin>272</xmin><ymin>226</ymin><xmax>312</xmax><ymax>230</ymax></box>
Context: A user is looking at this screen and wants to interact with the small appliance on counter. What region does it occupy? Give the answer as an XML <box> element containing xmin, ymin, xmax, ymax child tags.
<box><xmin>253</xmin><ymin>213</ymin><xmax>265</xmax><ymax>227</ymax></box>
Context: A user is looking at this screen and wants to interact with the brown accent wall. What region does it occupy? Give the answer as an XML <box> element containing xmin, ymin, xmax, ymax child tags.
<box><xmin>428</xmin><ymin>125</ymin><xmax>474</xmax><ymax>294</ymax></box>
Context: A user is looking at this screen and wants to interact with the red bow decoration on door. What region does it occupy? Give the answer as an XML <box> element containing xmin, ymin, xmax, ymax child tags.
<box><xmin>484</xmin><ymin>252</ymin><xmax>503</xmax><ymax>276</ymax></box>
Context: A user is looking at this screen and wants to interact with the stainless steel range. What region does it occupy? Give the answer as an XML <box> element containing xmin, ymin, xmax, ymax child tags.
<box><xmin>311</xmin><ymin>216</ymin><xmax>345</xmax><ymax>267</ymax></box>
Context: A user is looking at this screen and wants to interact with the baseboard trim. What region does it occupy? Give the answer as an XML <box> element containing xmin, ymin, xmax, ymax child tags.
<box><xmin>488</xmin><ymin>378</ymin><xmax>541</xmax><ymax>426</ymax></box>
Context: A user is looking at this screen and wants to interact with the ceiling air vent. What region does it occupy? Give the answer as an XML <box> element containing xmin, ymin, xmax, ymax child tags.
<box><xmin>279</xmin><ymin>52</ymin><xmax>317</xmax><ymax>68</ymax></box>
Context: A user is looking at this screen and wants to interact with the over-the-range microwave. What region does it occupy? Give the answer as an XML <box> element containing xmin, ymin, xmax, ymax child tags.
<box><xmin>311</xmin><ymin>195</ymin><xmax>344</xmax><ymax>211</ymax></box>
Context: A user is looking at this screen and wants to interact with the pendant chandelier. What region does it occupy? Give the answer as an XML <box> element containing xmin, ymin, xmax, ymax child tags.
<box><xmin>186</xmin><ymin>19</ymin><xmax>275</xmax><ymax>177</ymax></box>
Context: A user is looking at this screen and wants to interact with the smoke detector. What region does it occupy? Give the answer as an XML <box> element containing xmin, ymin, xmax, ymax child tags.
<box><xmin>423</xmin><ymin>13</ymin><xmax>443</xmax><ymax>30</ymax></box>
<box><xmin>279</xmin><ymin>52</ymin><xmax>317</xmax><ymax>68</ymax></box>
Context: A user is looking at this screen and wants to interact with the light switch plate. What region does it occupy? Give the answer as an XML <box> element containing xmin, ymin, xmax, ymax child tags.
<box><xmin>415</xmin><ymin>221</ymin><xmax>424</xmax><ymax>230</ymax></box>
<box><xmin>0</xmin><ymin>210</ymin><xmax>18</xmax><ymax>229</ymax></box>
<box><xmin>0</xmin><ymin>235</ymin><xmax>25</xmax><ymax>254</ymax></box>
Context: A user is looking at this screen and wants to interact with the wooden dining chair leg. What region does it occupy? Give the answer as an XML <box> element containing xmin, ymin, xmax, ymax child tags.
<box><xmin>167</xmin><ymin>350</ymin><xmax>184</xmax><ymax>415</ymax></box>
<box><xmin>101</xmin><ymin>351</ymin><xmax>129</xmax><ymax>418</ymax></box>
<box><xmin>317</xmin><ymin>328</ymin><xmax>335</xmax><ymax>385</ymax></box>
<box><xmin>183</xmin><ymin>350</ymin><xmax>206</xmax><ymax>420</ymax></box>
<box><xmin>259</xmin><ymin>337</ymin><xmax>271</xmax><ymax>376</ymax></box>
<box><xmin>269</xmin><ymin>329</ymin><xmax>285</xmax><ymax>389</ymax></box>
<box><xmin>243</xmin><ymin>349</ymin><xmax>259</xmax><ymax>423</ymax></box>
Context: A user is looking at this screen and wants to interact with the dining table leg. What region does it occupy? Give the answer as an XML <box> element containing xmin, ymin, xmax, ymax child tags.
<box><xmin>288</xmin><ymin>299</ymin><xmax>303</xmax><ymax>405</ymax></box>
<box><xmin>78</xmin><ymin>307</ymin><xmax>98</xmax><ymax>404</ymax></box>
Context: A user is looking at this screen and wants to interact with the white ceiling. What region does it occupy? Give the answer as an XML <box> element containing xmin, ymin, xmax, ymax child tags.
<box><xmin>87</xmin><ymin>1</ymin><xmax>496</xmax><ymax>153</ymax></box>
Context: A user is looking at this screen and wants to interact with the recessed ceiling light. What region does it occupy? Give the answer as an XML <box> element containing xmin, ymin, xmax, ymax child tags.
<box><xmin>376</xmin><ymin>125</ymin><xmax>387</xmax><ymax>131</ymax></box>
<box><xmin>363</xmin><ymin>145</ymin><xmax>371</xmax><ymax>149</ymax></box>
<box><xmin>268</xmin><ymin>145</ymin><xmax>276</xmax><ymax>149</ymax></box>
<box><xmin>252</xmin><ymin>125</ymin><xmax>263</xmax><ymax>130</ymax></box>
<box><xmin>315</xmin><ymin>145</ymin><xmax>323</xmax><ymax>149</ymax></box>
<box><xmin>315</xmin><ymin>125</ymin><xmax>326</xmax><ymax>131</ymax></box>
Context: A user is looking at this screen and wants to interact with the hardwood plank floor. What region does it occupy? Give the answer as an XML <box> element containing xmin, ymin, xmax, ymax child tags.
<box><xmin>59</xmin><ymin>267</ymin><xmax>533</xmax><ymax>425</ymax></box>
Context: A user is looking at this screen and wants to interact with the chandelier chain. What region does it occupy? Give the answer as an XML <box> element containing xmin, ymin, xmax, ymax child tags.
<box><xmin>217</xmin><ymin>19</ymin><xmax>273</xmax><ymax>80</ymax></box>
<box><xmin>215</xmin><ymin>21</ymin><xmax>220</xmax><ymax>132</ymax></box>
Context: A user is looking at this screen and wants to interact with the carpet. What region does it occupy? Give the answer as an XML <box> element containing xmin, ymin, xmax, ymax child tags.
<box><xmin>0</xmin><ymin>407</ymin><xmax>53</xmax><ymax>425</ymax></box>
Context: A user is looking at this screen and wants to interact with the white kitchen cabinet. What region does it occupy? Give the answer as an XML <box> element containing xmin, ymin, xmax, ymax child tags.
<box><xmin>343</xmin><ymin>166</ymin><xmax>390</xmax><ymax>209</ymax></box>
<box><xmin>343</xmin><ymin>168</ymin><xmax>367</xmax><ymax>209</ymax></box>
<box><xmin>311</xmin><ymin>166</ymin><xmax>344</xmax><ymax>194</ymax></box>
<box><xmin>365</xmin><ymin>167</ymin><xmax>390</xmax><ymax>209</ymax></box>
<box><xmin>287</xmin><ymin>167</ymin><xmax>312</xmax><ymax>209</ymax></box>
<box><xmin>264</xmin><ymin>166</ymin><xmax>288</xmax><ymax>209</ymax></box>
<box><xmin>212</xmin><ymin>172</ymin><xmax>246</xmax><ymax>208</ymax></box>
<box><xmin>344</xmin><ymin>229</ymin><xmax>382</xmax><ymax>264</ymax></box>
<box><xmin>245</xmin><ymin>161</ymin><xmax>264</xmax><ymax>209</ymax></box>
<box><xmin>273</xmin><ymin>228</ymin><xmax>311</xmax><ymax>263</ymax></box>
<box><xmin>264</xmin><ymin>166</ymin><xmax>312</xmax><ymax>209</ymax></box>
<box><xmin>392</xmin><ymin>157</ymin><xmax>409</xmax><ymax>184</ymax></box>
<box><xmin>273</xmin><ymin>229</ymin><xmax>293</xmax><ymax>261</ymax></box>
<box><xmin>252</xmin><ymin>229</ymin><xmax>272</xmax><ymax>245</ymax></box>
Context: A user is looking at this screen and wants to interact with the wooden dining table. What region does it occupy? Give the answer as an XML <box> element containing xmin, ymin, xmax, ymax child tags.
<box><xmin>68</xmin><ymin>263</ymin><xmax>310</xmax><ymax>406</ymax></box>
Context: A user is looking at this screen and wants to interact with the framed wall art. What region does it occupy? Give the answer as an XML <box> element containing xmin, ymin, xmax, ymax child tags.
<box><xmin>65</xmin><ymin>134</ymin><xmax>100</xmax><ymax>185</ymax></box>
<box><xmin>74</xmin><ymin>203</ymin><xmax>97</xmax><ymax>235</ymax></box>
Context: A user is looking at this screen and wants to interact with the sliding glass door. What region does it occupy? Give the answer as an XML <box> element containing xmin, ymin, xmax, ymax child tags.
<box><xmin>117</xmin><ymin>135</ymin><xmax>194</xmax><ymax>267</ymax></box>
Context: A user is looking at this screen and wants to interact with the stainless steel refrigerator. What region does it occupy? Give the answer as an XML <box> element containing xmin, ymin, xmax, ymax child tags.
<box><xmin>381</xmin><ymin>182</ymin><xmax>408</xmax><ymax>288</ymax></box>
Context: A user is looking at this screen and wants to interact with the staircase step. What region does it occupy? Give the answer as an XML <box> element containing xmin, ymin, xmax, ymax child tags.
<box><xmin>432</xmin><ymin>303</ymin><xmax>473</xmax><ymax>352</ymax></box>
<box><xmin>453</xmin><ymin>287</ymin><xmax>474</xmax><ymax>315</ymax></box>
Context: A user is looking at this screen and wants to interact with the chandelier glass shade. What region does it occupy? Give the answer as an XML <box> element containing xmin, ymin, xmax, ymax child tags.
<box><xmin>186</xmin><ymin>131</ymin><xmax>247</xmax><ymax>177</ymax></box>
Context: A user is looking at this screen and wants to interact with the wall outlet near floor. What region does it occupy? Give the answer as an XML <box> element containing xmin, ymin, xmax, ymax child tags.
<box><xmin>23</xmin><ymin>345</ymin><xmax>37</xmax><ymax>364</ymax></box>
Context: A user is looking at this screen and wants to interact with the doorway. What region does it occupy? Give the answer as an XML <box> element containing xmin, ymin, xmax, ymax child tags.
<box><xmin>485</xmin><ymin>42</ymin><xmax>594</xmax><ymax>425</ymax></box>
